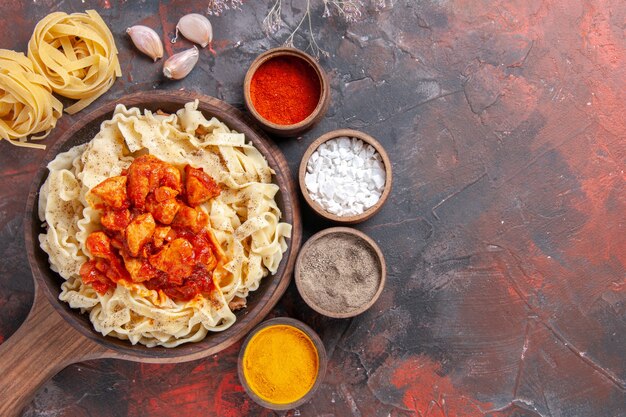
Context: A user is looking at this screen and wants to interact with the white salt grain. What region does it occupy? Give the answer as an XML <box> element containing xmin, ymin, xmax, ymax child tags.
<box><xmin>306</xmin><ymin>136</ymin><xmax>386</xmax><ymax>216</ymax></box>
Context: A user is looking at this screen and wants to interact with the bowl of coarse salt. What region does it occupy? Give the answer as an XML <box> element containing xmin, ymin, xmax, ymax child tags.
<box><xmin>298</xmin><ymin>129</ymin><xmax>392</xmax><ymax>223</ymax></box>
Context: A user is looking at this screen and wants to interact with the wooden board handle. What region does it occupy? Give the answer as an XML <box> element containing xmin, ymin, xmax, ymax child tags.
<box><xmin>0</xmin><ymin>287</ymin><xmax>110</xmax><ymax>417</ymax></box>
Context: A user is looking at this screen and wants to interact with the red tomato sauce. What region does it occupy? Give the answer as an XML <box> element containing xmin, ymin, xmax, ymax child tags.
<box><xmin>79</xmin><ymin>155</ymin><xmax>223</xmax><ymax>302</ymax></box>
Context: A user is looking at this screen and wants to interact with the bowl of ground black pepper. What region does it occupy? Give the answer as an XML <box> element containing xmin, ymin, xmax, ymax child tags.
<box><xmin>244</xmin><ymin>47</ymin><xmax>330</xmax><ymax>137</ymax></box>
<box><xmin>295</xmin><ymin>227</ymin><xmax>386</xmax><ymax>318</ymax></box>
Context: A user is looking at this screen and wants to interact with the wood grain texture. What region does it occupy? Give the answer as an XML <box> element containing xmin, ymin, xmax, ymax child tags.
<box><xmin>0</xmin><ymin>1</ymin><xmax>624</xmax><ymax>416</ymax></box>
<box><xmin>0</xmin><ymin>286</ymin><xmax>107</xmax><ymax>417</ymax></box>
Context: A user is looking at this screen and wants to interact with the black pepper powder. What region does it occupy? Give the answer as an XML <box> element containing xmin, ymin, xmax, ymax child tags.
<box><xmin>298</xmin><ymin>233</ymin><xmax>381</xmax><ymax>314</ymax></box>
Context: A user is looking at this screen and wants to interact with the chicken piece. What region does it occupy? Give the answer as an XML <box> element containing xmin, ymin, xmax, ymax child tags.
<box><xmin>146</xmin><ymin>194</ymin><xmax>180</xmax><ymax>225</ymax></box>
<box><xmin>90</xmin><ymin>176</ymin><xmax>129</xmax><ymax>209</ymax></box>
<box><xmin>122</xmin><ymin>254</ymin><xmax>158</xmax><ymax>283</ymax></box>
<box><xmin>109</xmin><ymin>235</ymin><xmax>123</xmax><ymax>251</ymax></box>
<box><xmin>85</xmin><ymin>231</ymin><xmax>113</xmax><ymax>259</ymax></box>
<box><xmin>191</xmin><ymin>233</ymin><xmax>217</xmax><ymax>270</ymax></box>
<box><xmin>100</xmin><ymin>209</ymin><xmax>131</xmax><ymax>231</ymax></box>
<box><xmin>160</xmin><ymin>164</ymin><xmax>182</xmax><ymax>191</ymax></box>
<box><xmin>171</xmin><ymin>206</ymin><xmax>197</xmax><ymax>229</ymax></box>
<box><xmin>106</xmin><ymin>255</ymin><xmax>132</xmax><ymax>283</ymax></box>
<box><xmin>196</xmin><ymin>210</ymin><xmax>209</xmax><ymax>231</ymax></box>
<box><xmin>125</xmin><ymin>213</ymin><xmax>156</xmax><ymax>257</ymax></box>
<box><xmin>127</xmin><ymin>155</ymin><xmax>182</xmax><ymax>208</ymax></box>
<box><xmin>149</xmin><ymin>238</ymin><xmax>195</xmax><ymax>284</ymax></box>
<box><xmin>154</xmin><ymin>186</ymin><xmax>179</xmax><ymax>202</ymax></box>
<box><xmin>185</xmin><ymin>165</ymin><xmax>221</xmax><ymax>207</ymax></box>
<box><xmin>126</xmin><ymin>160</ymin><xmax>151</xmax><ymax>209</ymax></box>
<box><xmin>79</xmin><ymin>260</ymin><xmax>112</xmax><ymax>294</ymax></box>
<box><xmin>153</xmin><ymin>226</ymin><xmax>173</xmax><ymax>248</ymax></box>
<box><xmin>228</xmin><ymin>296</ymin><xmax>247</xmax><ymax>311</ymax></box>
<box><xmin>172</xmin><ymin>206</ymin><xmax>209</xmax><ymax>233</ymax></box>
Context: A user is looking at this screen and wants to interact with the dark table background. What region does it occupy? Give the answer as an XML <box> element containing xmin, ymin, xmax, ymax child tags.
<box><xmin>0</xmin><ymin>0</ymin><xmax>624</xmax><ymax>416</ymax></box>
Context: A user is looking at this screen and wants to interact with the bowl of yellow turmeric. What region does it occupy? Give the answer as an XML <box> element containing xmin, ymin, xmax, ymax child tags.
<box><xmin>237</xmin><ymin>317</ymin><xmax>327</xmax><ymax>410</ymax></box>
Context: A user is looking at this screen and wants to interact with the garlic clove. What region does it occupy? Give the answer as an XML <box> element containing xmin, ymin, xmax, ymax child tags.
<box><xmin>126</xmin><ymin>25</ymin><xmax>164</xmax><ymax>62</ymax></box>
<box><xmin>174</xmin><ymin>13</ymin><xmax>213</xmax><ymax>48</ymax></box>
<box><xmin>163</xmin><ymin>46</ymin><xmax>199</xmax><ymax>80</ymax></box>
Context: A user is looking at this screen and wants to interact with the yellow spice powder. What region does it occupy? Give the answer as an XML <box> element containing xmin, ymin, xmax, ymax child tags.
<box><xmin>243</xmin><ymin>324</ymin><xmax>319</xmax><ymax>404</ymax></box>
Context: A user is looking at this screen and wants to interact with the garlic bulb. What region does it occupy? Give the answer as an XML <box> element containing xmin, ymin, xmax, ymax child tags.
<box><xmin>163</xmin><ymin>46</ymin><xmax>199</xmax><ymax>80</ymax></box>
<box><xmin>174</xmin><ymin>14</ymin><xmax>213</xmax><ymax>48</ymax></box>
<box><xmin>126</xmin><ymin>25</ymin><xmax>163</xmax><ymax>61</ymax></box>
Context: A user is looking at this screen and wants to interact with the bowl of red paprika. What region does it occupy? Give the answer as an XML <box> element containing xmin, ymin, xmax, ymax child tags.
<box><xmin>244</xmin><ymin>47</ymin><xmax>331</xmax><ymax>137</ymax></box>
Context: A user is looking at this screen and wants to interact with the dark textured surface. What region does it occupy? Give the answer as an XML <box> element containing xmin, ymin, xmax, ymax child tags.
<box><xmin>0</xmin><ymin>0</ymin><xmax>624</xmax><ymax>416</ymax></box>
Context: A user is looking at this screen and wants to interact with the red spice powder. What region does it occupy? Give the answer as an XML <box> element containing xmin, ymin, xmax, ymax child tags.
<box><xmin>250</xmin><ymin>56</ymin><xmax>321</xmax><ymax>125</ymax></box>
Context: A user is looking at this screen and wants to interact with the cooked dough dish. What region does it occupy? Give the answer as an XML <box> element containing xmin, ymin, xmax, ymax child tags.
<box><xmin>38</xmin><ymin>101</ymin><xmax>291</xmax><ymax>347</ymax></box>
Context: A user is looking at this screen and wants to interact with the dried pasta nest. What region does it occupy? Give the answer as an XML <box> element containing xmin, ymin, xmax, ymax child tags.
<box><xmin>28</xmin><ymin>10</ymin><xmax>121</xmax><ymax>114</ymax></box>
<box><xmin>0</xmin><ymin>49</ymin><xmax>63</xmax><ymax>148</ymax></box>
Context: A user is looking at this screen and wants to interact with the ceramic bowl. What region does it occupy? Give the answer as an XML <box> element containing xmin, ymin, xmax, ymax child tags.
<box><xmin>237</xmin><ymin>317</ymin><xmax>327</xmax><ymax>410</ymax></box>
<box><xmin>298</xmin><ymin>129</ymin><xmax>392</xmax><ymax>223</ymax></box>
<box><xmin>243</xmin><ymin>47</ymin><xmax>330</xmax><ymax>137</ymax></box>
<box><xmin>294</xmin><ymin>227</ymin><xmax>387</xmax><ymax>318</ymax></box>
